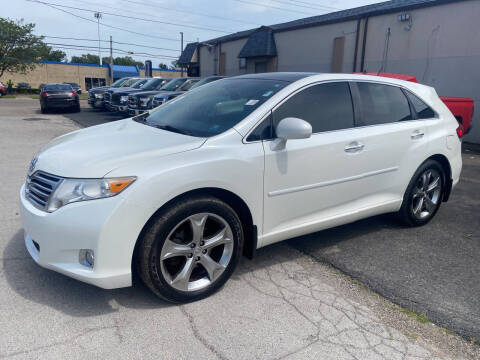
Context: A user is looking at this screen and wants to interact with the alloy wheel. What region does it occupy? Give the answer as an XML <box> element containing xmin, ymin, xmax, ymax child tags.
<box><xmin>159</xmin><ymin>213</ymin><xmax>234</xmax><ymax>292</ymax></box>
<box><xmin>411</xmin><ymin>168</ymin><xmax>442</xmax><ymax>220</ymax></box>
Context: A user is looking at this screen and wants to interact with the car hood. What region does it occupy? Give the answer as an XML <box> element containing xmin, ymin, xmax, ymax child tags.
<box><xmin>132</xmin><ymin>90</ymin><xmax>164</xmax><ymax>97</ymax></box>
<box><xmin>34</xmin><ymin>119</ymin><xmax>206</xmax><ymax>178</ymax></box>
<box><xmin>89</xmin><ymin>87</ymin><xmax>108</xmax><ymax>94</ymax></box>
<box><xmin>110</xmin><ymin>88</ymin><xmax>145</xmax><ymax>95</ymax></box>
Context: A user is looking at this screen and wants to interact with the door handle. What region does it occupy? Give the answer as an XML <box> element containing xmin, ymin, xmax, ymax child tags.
<box><xmin>411</xmin><ymin>130</ymin><xmax>425</xmax><ymax>139</ymax></box>
<box><xmin>344</xmin><ymin>141</ymin><xmax>365</xmax><ymax>153</ymax></box>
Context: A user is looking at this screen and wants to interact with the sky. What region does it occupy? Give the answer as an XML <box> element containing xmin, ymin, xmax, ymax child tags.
<box><xmin>2</xmin><ymin>0</ymin><xmax>383</xmax><ymax>67</ymax></box>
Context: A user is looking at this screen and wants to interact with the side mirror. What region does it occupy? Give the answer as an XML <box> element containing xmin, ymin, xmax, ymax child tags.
<box><xmin>271</xmin><ymin>117</ymin><xmax>312</xmax><ymax>150</ymax></box>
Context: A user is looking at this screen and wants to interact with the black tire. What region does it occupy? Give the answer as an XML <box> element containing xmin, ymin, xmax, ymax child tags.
<box><xmin>72</xmin><ymin>104</ymin><xmax>81</xmax><ymax>113</ymax></box>
<box><xmin>398</xmin><ymin>159</ymin><xmax>445</xmax><ymax>226</ymax></box>
<box><xmin>40</xmin><ymin>105</ymin><xmax>47</xmax><ymax>114</ymax></box>
<box><xmin>137</xmin><ymin>195</ymin><xmax>244</xmax><ymax>303</ymax></box>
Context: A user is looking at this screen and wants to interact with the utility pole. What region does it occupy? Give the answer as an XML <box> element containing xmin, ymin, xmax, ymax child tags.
<box><xmin>109</xmin><ymin>35</ymin><xmax>114</xmax><ymax>84</ymax></box>
<box><xmin>94</xmin><ymin>12</ymin><xmax>102</xmax><ymax>65</ymax></box>
<box><xmin>180</xmin><ymin>31</ymin><xmax>184</xmax><ymax>77</ymax></box>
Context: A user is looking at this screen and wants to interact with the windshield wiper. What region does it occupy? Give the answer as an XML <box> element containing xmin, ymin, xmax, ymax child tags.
<box><xmin>154</xmin><ymin>124</ymin><xmax>191</xmax><ymax>136</ymax></box>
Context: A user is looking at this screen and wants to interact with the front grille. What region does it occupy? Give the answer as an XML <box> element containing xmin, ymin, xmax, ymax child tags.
<box><xmin>152</xmin><ymin>98</ymin><xmax>164</xmax><ymax>107</ymax></box>
<box><xmin>128</xmin><ymin>96</ymin><xmax>137</xmax><ymax>108</ymax></box>
<box><xmin>104</xmin><ymin>91</ymin><xmax>112</xmax><ymax>103</ymax></box>
<box><xmin>25</xmin><ymin>171</ymin><xmax>63</xmax><ymax>211</ymax></box>
<box><xmin>111</xmin><ymin>93</ymin><xmax>121</xmax><ymax>104</ymax></box>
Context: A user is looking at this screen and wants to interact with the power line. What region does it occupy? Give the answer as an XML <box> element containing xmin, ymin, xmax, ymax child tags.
<box><xmin>49</xmin><ymin>45</ymin><xmax>178</xmax><ymax>60</ymax></box>
<box><xmin>32</xmin><ymin>2</ymin><xmax>189</xmax><ymax>42</ymax></box>
<box><xmin>28</xmin><ymin>0</ymin><xmax>235</xmax><ymax>34</ymax></box>
<box><xmin>45</xmin><ymin>42</ymin><xmax>179</xmax><ymax>58</ymax></box>
<box><xmin>231</xmin><ymin>0</ymin><xmax>313</xmax><ymax>15</ymax></box>
<box><xmin>42</xmin><ymin>35</ymin><xmax>181</xmax><ymax>52</ymax></box>
<box><xmin>118</xmin><ymin>0</ymin><xmax>263</xmax><ymax>27</ymax></box>
<box><xmin>283</xmin><ymin>0</ymin><xmax>341</xmax><ymax>11</ymax></box>
<box><xmin>268</xmin><ymin>0</ymin><xmax>338</xmax><ymax>12</ymax></box>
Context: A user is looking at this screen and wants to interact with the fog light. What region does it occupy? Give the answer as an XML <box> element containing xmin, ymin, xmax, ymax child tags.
<box><xmin>79</xmin><ymin>249</ymin><xmax>94</xmax><ymax>268</ymax></box>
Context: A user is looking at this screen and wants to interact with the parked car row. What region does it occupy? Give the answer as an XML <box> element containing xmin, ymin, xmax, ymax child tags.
<box><xmin>87</xmin><ymin>76</ymin><xmax>225</xmax><ymax>116</ymax></box>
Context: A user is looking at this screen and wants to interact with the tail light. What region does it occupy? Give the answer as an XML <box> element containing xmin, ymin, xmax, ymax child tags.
<box><xmin>456</xmin><ymin>124</ymin><xmax>464</xmax><ymax>139</ymax></box>
<box><xmin>41</xmin><ymin>92</ymin><xmax>48</xmax><ymax>97</ymax></box>
<box><xmin>70</xmin><ymin>92</ymin><xmax>76</xmax><ymax>97</ymax></box>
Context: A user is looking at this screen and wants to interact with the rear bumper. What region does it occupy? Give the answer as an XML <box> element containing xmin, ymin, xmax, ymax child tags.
<box><xmin>45</xmin><ymin>99</ymin><xmax>78</xmax><ymax>108</ymax></box>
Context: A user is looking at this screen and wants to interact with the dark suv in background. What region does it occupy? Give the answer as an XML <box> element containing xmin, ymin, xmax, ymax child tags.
<box><xmin>105</xmin><ymin>78</ymin><xmax>161</xmax><ymax>112</ymax></box>
<box><xmin>127</xmin><ymin>77</ymin><xmax>192</xmax><ymax>115</ymax></box>
<box><xmin>151</xmin><ymin>76</ymin><xmax>225</xmax><ymax>108</ymax></box>
<box><xmin>88</xmin><ymin>77</ymin><xmax>138</xmax><ymax>109</ymax></box>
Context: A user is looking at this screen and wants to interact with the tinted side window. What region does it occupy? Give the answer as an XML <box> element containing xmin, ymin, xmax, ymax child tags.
<box><xmin>273</xmin><ymin>82</ymin><xmax>354</xmax><ymax>133</ymax></box>
<box><xmin>247</xmin><ymin>114</ymin><xmax>273</xmax><ymax>141</ymax></box>
<box><xmin>405</xmin><ymin>91</ymin><xmax>435</xmax><ymax>119</ymax></box>
<box><xmin>357</xmin><ymin>83</ymin><xmax>413</xmax><ymax>125</ymax></box>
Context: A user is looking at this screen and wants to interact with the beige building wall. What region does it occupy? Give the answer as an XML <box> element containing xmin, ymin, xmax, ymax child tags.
<box><xmin>0</xmin><ymin>63</ymin><xmax>109</xmax><ymax>91</ymax></box>
<box><xmin>0</xmin><ymin>64</ymin><xmax>182</xmax><ymax>92</ymax></box>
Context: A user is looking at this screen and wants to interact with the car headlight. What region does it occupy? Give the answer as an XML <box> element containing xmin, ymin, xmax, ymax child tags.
<box><xmin>95</xmin><ymin>93</ymin><xmax>104</xmax><ymax>99</ymax></box>
<box><xmin>139</xmin><ymin>97</ymin><xmax>150</xmax><ymax>107</ymax></box>
<box><xmin>47</xmin><ymin>177</ymin><xmax>136</xmax><ymax>212</ymax></box>
<box><xmin>120</xmin><ymin>95</ymin><xmax>128</xmax><ymax>103</ymax></box>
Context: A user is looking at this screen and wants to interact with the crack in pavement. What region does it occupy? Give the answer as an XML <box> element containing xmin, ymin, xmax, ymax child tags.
<box><xmin>0</xmin><ymin>324</ymin><xmax>122</xmax><ymax>359</ymax></box>
<box><xmin>180</xmin><ymin>306</ymin><xmax>229</xmax><ymax>360</ymax></box>
<box><xmin>240</xmin><ymin>247</ymin><xmax>450</xmax><ymax>360</ymax></box>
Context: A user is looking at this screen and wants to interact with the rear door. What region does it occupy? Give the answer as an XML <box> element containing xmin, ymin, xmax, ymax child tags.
<box><xmin>348</xmin><ymin>81</ymin><xmax>430</xmax><ymax>203</ymax></box>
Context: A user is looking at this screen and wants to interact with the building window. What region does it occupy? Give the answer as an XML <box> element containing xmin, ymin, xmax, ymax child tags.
<box><xmin>85</xmin><ymin>77</ymin><xmax>106</xmax><ymax>91</ymax></box>
<box><xmin>239</xmin><ymin>58</ymin><xmax>246</xmax><ymax>69</ymax></box>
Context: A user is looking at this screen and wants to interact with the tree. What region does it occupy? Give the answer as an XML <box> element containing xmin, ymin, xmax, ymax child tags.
<box><xmin>0</xmin><ymin>18</ymin><xmax>50</xmax><ymax>78</ymax></box>
<box><xmin>71</xmin><ymin>54</ymin><xmax>100</xmax><ymax>64</ymax></box>
<box><xmin>158</xmin><ymin>63</ymin><xmax>168</xmax><ymax>69</ymax></box>
<box><xmin>113</xmin><ymin>56</ymin><xmax>143</xmax><ymax>67</ymax></box>
<box><xmin>37</xmin><ymin>44</ymin><xmax>66</xmax><ymax>62</ymax></box>
<box><xmin>169</xmin><ymin>60</ymin><xmax>178</xmax><ymax>70</ymax></box>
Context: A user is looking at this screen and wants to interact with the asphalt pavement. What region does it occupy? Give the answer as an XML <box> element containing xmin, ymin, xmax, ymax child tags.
<box><xmin>0</xmin><ymin>97</ymin><xmax>478</xmax><ymax>359</ymax></box>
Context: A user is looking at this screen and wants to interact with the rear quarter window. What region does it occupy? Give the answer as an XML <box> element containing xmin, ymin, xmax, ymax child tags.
<box><xmin>356</xmin><ymin>82</ymin><xmax>413</xmax><ymax>125</ymax></box>
<box><xmin>404</xmin><ymin>91</ymin><xmax>436</xmax><ymax>119</ymax></box>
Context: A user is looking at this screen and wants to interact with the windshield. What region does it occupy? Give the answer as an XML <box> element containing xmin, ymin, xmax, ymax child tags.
<box><xmin>141</xmin><ymin>78</ymin><xmax>166</xmax><ymax>90</ymax></box>
<box><xmin>142</xmin><ymin>78</ymin><xmax>287</xmax><ymax>137</ymax></box>
<box><xmin>45</xmin><ymin>84</ymin><xmax>72</xmax><ymax>91</ymax></box>
<box><xmin>130</xmin><ymin>79</ymin><xmax>148</xmax><ymax>88</ymax></box>
<box><xmin>178</xmin><ymin>79</ymin><xmax>200</xmax><ymax>91</ymax></box>
<box><xmin>160</xmin><ymin>78</ymin><xmax>188</xmax><ymax>91</ymax></box>
<box><xmin>122</xmin><ymin>78</ymin><xmax>140</xmax><ymax>87</ymax></box>
<box><xmin>64</xmin><ymin>82</ymin><xmax>79</xmax><ymax>87</ymax></box>
<box><xmin>112</xmin><ymin>78</ymin><xmax>128</xmax><ymax>87</ymax></box>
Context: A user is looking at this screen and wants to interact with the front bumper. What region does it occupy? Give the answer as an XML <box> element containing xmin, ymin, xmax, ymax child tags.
<box><xmin>128</xmin><ymin>107</ymin><xmax>147</xmax><ymax>116</ymax></box>
<box><xmin>108</xmin><ymin>104</ymin><xmax>128</xmax><ymax>113</ymax></box>
<box><xmin>20</xmin><ymin>184</ymin><xmax>132</xmax><ymax>289</ymax></box>
<box><xmin>88</xmin><ymin>98</ymin><xmax>104</xmax><ymax>108</ymax></box>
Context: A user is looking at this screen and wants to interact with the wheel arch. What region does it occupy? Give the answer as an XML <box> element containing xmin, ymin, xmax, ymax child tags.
<box><xmin>132</xmin><ymin>187</ymin><xmax>257</xmax><ymax>275</ymax></box>
<box><xmin>427</xmin><ymin>154</ymin><xmax>452</xmax><ymax>202</ymax></box>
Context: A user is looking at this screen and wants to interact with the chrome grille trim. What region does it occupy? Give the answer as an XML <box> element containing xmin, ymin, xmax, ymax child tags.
<box><xmin>25</xmin><ymin>171</ymin><xmax>63</xmax><ymax>211</ymax></box>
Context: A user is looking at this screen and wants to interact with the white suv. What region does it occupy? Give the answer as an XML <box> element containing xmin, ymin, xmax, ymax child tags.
<box><xmin>20</xmin><ymin>73</ymin><xmax>462</xmax><ymax>302</ymax></box>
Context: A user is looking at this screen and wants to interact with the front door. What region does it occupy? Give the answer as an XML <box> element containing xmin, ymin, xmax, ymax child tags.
<box><xmin>262</xmin><ymin>81</ymin><xmax>365</xmax><ymax>245</ymax></box>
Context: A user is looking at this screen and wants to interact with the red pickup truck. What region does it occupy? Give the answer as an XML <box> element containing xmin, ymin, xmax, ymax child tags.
<box><xmin>358</xmin><ymin>73</ymin><xmax>474</xmax><ymax>135</ymax></box>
